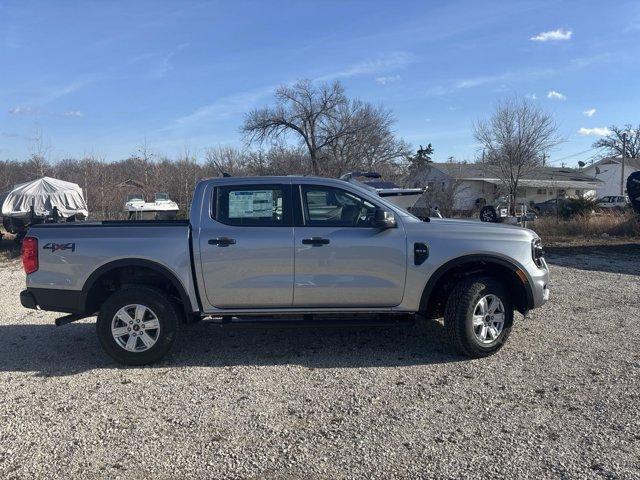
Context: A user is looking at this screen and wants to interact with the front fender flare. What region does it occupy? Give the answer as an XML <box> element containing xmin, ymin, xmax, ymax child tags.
<box><xmin>419</xmin><ymin>254</ymin><xmax>535</xmax><ymax>313</ymax></box>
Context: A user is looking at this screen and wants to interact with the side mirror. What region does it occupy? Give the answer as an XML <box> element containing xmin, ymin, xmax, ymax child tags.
<box><xmin>374</xmin><ymin>208</ymin><xmax>397</xmax><ymax>229</ymax></box>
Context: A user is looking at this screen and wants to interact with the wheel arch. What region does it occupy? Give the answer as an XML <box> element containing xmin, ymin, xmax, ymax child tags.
<box><xmin>81</xmin><ymin>258</ymin><xmax>194</xmax><ymax>318</ymax></box>
<box><xmin>419</xmin><ymin>254</ymin><xmax>534</xmax><ymax>318</ymax></box>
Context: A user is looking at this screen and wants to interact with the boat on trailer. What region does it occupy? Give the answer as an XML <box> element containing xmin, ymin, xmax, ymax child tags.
<box><xmin>340</xmin><ymin>171</ymin><xmax>426</xmax><ymax>210</ymax></box>
<box><xmin>124</xmin><ymin>193</ymin><xmax>179</xmax><ymax>220</ymax></box>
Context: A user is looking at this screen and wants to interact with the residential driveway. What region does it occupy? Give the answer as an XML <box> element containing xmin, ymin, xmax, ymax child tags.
<box><xmin>0</xmin><ymin>248</ymin><xmax>638</xmax><ymax>479</ymax></box>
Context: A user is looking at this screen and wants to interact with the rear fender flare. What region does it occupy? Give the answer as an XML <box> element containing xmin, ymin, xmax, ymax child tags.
<box><xmin>81</xmin><ymin>259</ymin><xmax>194</xmax><ymax>315</ymax></box>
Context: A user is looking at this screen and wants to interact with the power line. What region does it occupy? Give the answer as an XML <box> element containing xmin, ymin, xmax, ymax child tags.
<box><xmin>547</xmin><ymin>147</ymin><xmax>600</xmax><ymax>165</ymax></box>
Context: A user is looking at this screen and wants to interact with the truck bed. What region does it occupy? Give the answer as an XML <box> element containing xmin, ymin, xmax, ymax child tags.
<box><xmin>25</xmin><ymin>220</ymin><xmax>198</xmax><ymax>314</ymax></box>
<box><xmin>30</xmin><ymin>219</ymin><xmax>190</xmax><ymax>228</ymax></box>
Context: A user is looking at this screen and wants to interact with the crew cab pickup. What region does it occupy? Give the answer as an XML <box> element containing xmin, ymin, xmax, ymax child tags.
<box><xmin>20</xmin><ymin>176</ymin><xmax>549</xmax><ymax>365</ymax></box>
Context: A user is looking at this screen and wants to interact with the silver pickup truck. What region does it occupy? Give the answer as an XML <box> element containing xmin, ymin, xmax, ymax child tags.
<box><xmin>20</xmin><ymin>176</ymin><xmax>549</xmax><ymax>365</ymax></box>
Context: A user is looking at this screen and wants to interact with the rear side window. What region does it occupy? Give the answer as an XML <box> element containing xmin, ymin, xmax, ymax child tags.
<box><xmin>212</xmin><ymin>185</ymin><xmax>289</xmax><ymax>226</ymax></box>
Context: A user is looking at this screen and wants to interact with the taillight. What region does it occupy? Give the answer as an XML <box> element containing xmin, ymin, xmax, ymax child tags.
<box><xmin>22</xmin><ymin>236</ymin><xmax>39</xmax><ymax>274</ymax></box>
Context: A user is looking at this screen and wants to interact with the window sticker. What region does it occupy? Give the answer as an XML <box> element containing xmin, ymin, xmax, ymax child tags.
<box><xmin>228</xmin><ymin>190</ymin><xmax>274</xmax><ymax>218</ymax></box>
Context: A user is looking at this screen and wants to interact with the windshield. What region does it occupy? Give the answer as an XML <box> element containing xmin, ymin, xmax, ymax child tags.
<box><xmin>155</xmin><ymin>193</ymin><xmax>170</xmax><ymax>201</ymax></box>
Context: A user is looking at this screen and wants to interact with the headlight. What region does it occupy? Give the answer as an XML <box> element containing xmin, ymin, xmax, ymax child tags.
<box><xmin>532</xmin><ymin>238</ymin><xmax>545</xmax><ymax>268</ymax></box>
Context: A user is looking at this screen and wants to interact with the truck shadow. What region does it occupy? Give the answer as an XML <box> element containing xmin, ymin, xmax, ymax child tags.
<box><xmin>0</xmin><ymin>318</ymin><xmax>463</xmax><ymax>376</ymax></box>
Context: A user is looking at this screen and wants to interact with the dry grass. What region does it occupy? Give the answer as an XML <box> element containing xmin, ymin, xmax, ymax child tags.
<box><xmin>0</xmin><ymin>229</ymin><xmax>21</xmax><ymax>261</ymax></box>
<box><xmin>533</xmin><ymin>211</ymin><xmax>640</xmax><ymax>242</ymax></box>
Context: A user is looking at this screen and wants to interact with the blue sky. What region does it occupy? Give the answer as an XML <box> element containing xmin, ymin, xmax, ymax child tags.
<box><xmin>1</xmin><ymin>0</ymin><xmax>639</xmax><ymax>166</ymax></box>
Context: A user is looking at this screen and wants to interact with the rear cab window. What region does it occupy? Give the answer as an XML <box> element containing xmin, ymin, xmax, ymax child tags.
<box><xmin>211</xmin><ymin>184</ymin><xmax>291</xmax><ymax>226</ymax></box>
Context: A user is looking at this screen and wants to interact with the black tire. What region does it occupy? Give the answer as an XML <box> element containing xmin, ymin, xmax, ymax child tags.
<box><xmin>444</xmin><ymin>276</ymin><xmax>513</xmax><ymax>358</ymax></box>
<box><xmin>96</xmin><ymin>286</ymin><xmax>180</xmax><ymax>366</ymax></box>
<box><xmin>479</xmin><ymin>206</ymin><xmax>497</xmax><ymax>223</ymax></box>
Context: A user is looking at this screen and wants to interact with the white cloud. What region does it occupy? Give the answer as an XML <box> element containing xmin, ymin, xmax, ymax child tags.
<box><xmin>167</xmin><ymin>52</ymin><xmax>413</xmax><ymax>132</ymax></box>
<box><xmin>63</xmin><ymin>110</ymin><xmax>83</xmax><ymax>117</ymax></box>
<box><xmin>164</xmin><ymin>86</ymin><xmax>276</xmax><ymax>131</ymax></box>
<box><xmin>455</xmin><ymin>72</ymin><xmax>512</xmax><ymax>89</ymax></box>
<box><xmin>525</xmin><ymin>93</ymin><xmax>538</xmax><ymax>100</ymax></box>
<box><xmin>132</xmin><ymin>43</ymin><xmax>190</xmax><ymax>79</ymax></box>
<box><xmin>530</xmin><ymin>28</ymin><xmax>573</xmax><ymax>42</ymax></box>
<box><xmin>375</xmin><ymin>75</ymin><xmax>401</xmax><ymax>85</ymax></box>
<box><xmin>452</xmin><ymin>67</ymin><xmax>555</xmax><ymax>91</ymax></box>
<box><xmin>317</xmin><ymin>51</ymin><xmax>413</xmax><ymax>81</ymax></box>
<box><xmin>8</xmin><ymin>106</ymin><xmax>37</xmax><ymax>115</ymax></box>
<box><xmin>547</xmin><ymin>90</ymin><xmax>566</xmax><ymax>100</ymax></box>
<box><xmin>578</xmin><ymin>127</ymin><xmax>611</xmax><ymax>136</ymax></box>
<box><xmin>39</xmin><ymin>79</ymin><xmax>92</xmax><ymax>104</ymax></box>
<box><xmin>583</xmin><ymin>108</ymin><xmax>596</xmax><ymax>117</ymax></box>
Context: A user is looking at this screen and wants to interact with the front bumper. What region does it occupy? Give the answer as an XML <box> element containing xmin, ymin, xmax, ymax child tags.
<box><xmin>528</xmin><ymin>259</ymin><xmax>550</xmax><ymax>309</ymax></box>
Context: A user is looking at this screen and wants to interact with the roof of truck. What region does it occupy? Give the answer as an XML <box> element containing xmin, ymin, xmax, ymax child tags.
<box><xmin>202</xmin><ymin>175</ymin><xmax>350</xmax><ymax>183</ymax></box>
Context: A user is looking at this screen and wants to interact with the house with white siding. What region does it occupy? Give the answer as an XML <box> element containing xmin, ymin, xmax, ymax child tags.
<box><xmin>416</xmin><ymin>162</ymin><xmax>603</xmax><ymax>212</ymax></box>
<box><xmin>580</xmin><ymin>157</ymin><xmax>640</xmax><ymax>198</ymax></box>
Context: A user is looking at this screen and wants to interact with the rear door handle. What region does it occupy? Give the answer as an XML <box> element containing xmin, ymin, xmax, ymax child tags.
<box><xmin>208</xmin><ymin>237</ymin><xmax>236</xmax><ymax>247</ymax></box>
<box><xmin>302</xmin><ymin>237</ymin><xmax>330</xmax><ymax>246</ymax></box>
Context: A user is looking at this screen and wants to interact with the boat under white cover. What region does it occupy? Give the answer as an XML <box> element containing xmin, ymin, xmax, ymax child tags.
<box><xmin>1</xmin><ymin>177</ymin><xmax>88</xmax><ymax>219</ymax></box>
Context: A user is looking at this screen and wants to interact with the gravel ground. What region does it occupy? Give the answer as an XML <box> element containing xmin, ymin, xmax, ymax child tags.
<box><xmin>0</xmin><ymin>250</ymin><xmax>639</xmax><ymax>479</ymax></box>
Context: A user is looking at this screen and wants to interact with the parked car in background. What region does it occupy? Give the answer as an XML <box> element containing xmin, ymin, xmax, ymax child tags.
<box><xmin>596</xmin><ymin>195</ymin><xmax>630</xmax><ymax>211</ymax></box>
<box><xmin>532</xmin><ymin>198</ymin><xmax>565</xmax><ymax>216</ymax></box>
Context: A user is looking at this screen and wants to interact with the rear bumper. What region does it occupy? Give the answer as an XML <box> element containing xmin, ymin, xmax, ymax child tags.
<box><xmin>20</xmin><ymin>288</ymin><xmax>87</xmax><ymax>314</ymax></box>
<box><xmin>20</xmin><ymin>290</ymin><xmax>37</xmax><ymax>309</ymax></box>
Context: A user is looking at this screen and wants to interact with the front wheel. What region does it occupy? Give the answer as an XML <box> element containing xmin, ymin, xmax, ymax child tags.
<box><xmin>96</xmin><ymin>286</ymin><xmax>180</xmax><ymax>366</ymax></box>
<box><xmin>444</xmin><ymin>276</ymin><xmax>513</xmax><ymax>358</ymax></box>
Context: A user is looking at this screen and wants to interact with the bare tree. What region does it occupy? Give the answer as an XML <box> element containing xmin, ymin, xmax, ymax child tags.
<box><xmin>204</xmin><ymin>146</ymin><xmax>249</xmax><ymax>177</ymax></box>
<box><xmin>242</xmin><ymin>79</ymin><xmax>400</xmax><ymax>176</ymax></box>
<box><xmin>427</xmin><ymin>179</ymin><xmax>469</xmax><ymax>217</ymax></box>
<box><xmin>242</xmin><ymin>80</ymin><xmax>344</xmax><ymax>174</ymax></box>
<box><xmin>325</xmin><ymin>101</ymin><xmax>410</xmax><ymax>177</ymax></box>
<box><xmin>592</xmin><ymin>124</ymin><xmax>640</xmax><ymax>158</ymax></box>
<box><xmin>27</xmin><ymin>126</ymin><xmax>51</xmax><ymax>178</ymax></box>
<box><xmin>474</xmin><ymin>97</ymin><xmax>560</xmax><ymax>210</ymax></box>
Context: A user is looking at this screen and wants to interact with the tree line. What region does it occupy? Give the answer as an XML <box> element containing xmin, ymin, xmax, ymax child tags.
<box><xmin>1</xmin><ymin>80</ymin><xmax>417</xmax><ymax>219</ymax></box>
<box><xmin>2</xmin><ymin>77</ymin><xmax>635</xmax><ymax>220</ymax></box>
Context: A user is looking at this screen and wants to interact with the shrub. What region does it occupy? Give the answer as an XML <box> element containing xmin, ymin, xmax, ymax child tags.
<box><xmin>558</xmin><ymin>197</ymin><xmax>598</xmax><ymax>218</ymax></box>
<box><xmin>533</xmin><ymin>211</ymin><xmax>640</xmax><ymax>241</ymax></box>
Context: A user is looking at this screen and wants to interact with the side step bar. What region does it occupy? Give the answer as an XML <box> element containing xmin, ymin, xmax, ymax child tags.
<box><xmin>55</xmin><ymin>313</ymin><xmax>89</xmax><ymax>327</ymax></box>
<box><xmin>206</xmin><ymin>313</ymin><xmax>416</xmax><ymax>328</ymax></box>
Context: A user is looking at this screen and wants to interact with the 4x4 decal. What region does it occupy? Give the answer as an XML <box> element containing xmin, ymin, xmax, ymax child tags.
<box><xmin>43</xmin><ymin>242</ymin><xmax>76</xmax><ymax>253</ymax></box>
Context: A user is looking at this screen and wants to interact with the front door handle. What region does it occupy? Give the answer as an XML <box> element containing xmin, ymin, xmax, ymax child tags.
<box><xmin>208</xmin><ymin>237</ymin><xmax>236</xmax><ymax>247</ymax></box>
<box><xmin>302</xmin><ymin>237</ymin><xmax>330</xmax><ymax>246</ymax></box>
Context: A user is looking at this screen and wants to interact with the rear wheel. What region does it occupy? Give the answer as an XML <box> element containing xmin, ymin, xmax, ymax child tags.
<box><xmin>444</xmin><ymin>276</ymin><xmax>513</xmax><ymax>358</ymax></box>
<box><xmin>97</xmin><ymin>286</ymin><xmax>180</xmax><ymax>366</ymax></box>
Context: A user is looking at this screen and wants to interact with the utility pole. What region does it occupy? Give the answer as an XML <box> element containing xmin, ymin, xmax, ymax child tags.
<box><xmin>621</xmin><ymin>132</ymin><xmax>627</xmax><ymax>195</ymax></box>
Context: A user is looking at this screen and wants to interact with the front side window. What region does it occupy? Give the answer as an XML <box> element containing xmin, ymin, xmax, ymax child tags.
<box><xmin>213</xmin><ymin>185</ymin><xmax>287</xmax><ymax>226</ymax></box>
<box><xmin>301</xmin><ymin>185</ymin><xmax>378</xmax><ymax>227</ymax></box>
